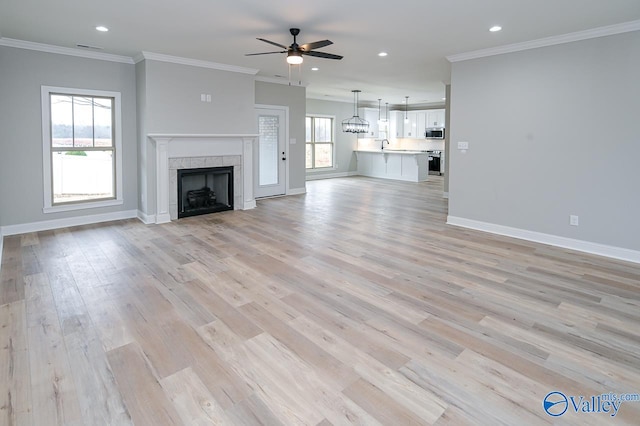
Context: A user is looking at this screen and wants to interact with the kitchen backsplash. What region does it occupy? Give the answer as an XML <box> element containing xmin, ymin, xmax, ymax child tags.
<box><xmin>357</xmin><ymin>138</ymin><xmax>445</xmax><ymax>151</ymax></box>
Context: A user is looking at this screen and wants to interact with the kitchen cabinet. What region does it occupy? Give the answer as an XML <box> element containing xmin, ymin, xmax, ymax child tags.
<box><xmin>358</xmin><ymin>108</ymin><xmax>385</xmax><ymax>139</ymax></box>
<box><xmin>389</xmin><ymin>111</ymin><xmax>404</xmax><ymax>139</ymax></box>
<box><xmin>425</xmin><ymin>109</ymin><xmax>445</xmax><ymax>128</ymax></box>
<box><xmin>403</xmin><ymin>111</ymin><xmax>419</xmax><ymax>138</ymax></box>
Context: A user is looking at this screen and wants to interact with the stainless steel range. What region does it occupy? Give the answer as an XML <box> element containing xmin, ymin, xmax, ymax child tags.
<box><xmin>427</xmin><ymin>150</ymin><xmax>443</xmax><ymax>175</ymax></box>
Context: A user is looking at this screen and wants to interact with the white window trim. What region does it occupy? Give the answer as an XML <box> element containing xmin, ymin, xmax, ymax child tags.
<box><xmin>306</xmin><ymin>114</ymin><xmax>337</xmax><ymax>171</ymax></box>
<box><xmin>41</xmin><ymin>85</ymin><xmax>124</xmax><ymax>213</ymax></box>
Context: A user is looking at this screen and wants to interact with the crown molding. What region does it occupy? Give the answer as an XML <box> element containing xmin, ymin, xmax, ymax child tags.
<box><xmin>306</xmin><ymin>94</ymin><xmax>353</xmax><ymax>103</ymax></box>
<box><xmin>447</xmin><ymin>19</ymin><xmax>640</xmax><ymax>63</ymax></box>
<box><xmin>137</xmin><ymin>51</ymin><xmax>259</xmax><ymax>75</ymax></box>
<box><xmin>0</xmin><ymin>37</ymin><xmax>135</xmax><ymax>64</ymax></box>
<box><xmin>255</xmin><ymin>75</ymin><xmax>308</xmax><ymax>87</ymax></box>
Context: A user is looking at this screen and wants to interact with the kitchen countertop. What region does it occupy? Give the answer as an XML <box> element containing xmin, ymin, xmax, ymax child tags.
<box><xmin>354</xmin><ymin>149</ymin><xmax>428</xmax><ymax>154</ymax></box>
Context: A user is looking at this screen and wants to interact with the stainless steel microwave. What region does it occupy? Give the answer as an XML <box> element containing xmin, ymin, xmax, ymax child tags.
<box><xmin>425</xmin><ymin>128</ymin><xmax>445</xmax><ymax>139</ymax></box>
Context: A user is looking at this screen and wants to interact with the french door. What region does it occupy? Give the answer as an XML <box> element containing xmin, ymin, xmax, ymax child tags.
<box><xmin>254</xmin><ymin>106</ymin><xmax>287</xmax><ymax>198</ymax></box>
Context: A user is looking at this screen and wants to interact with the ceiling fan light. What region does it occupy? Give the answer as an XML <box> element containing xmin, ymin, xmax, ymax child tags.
<box><xmin>286</xmin><ymin>51</ymin><xmax>303</xmax><ymax>64</ymax></box>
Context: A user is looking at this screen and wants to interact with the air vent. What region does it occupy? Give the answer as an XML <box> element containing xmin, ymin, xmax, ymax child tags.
<box><xmin>76</xmin><ymin>44</ymin><xmax>104</xmax><ymax>50</ymax></box>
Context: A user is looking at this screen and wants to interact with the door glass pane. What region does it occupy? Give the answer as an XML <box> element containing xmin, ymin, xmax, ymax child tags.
<box><xmin>258</xmin><ymin>115</ymin><xmax>279</xmax><ymax>186</ymax></box>
<box><xmin>52</xmin><ymin>150</ymin><xmax>114</xmax><ymax>203</ymax></box>
<box><xmin>51</xmin><ymin>95</ymin><xmax>73</xmax><ymax>147</ymax></box>
<box><xmin>314</xmin><ymin>144</ymin><xmax>333</xmax><ymax>168</ymax></box>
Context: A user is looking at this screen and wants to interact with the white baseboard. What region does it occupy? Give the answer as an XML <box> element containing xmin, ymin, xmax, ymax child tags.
<box><xmin>137</xmin><ymin>210</ymin><xmax>156</xmax><ymax>224</ymax></box>
<box><xmin>306</xmin><ymin>171</ymin><xmax>358</xmax><ymax>181</ymax></box>
<box><xmin>0</xmin><ymin>209</ymin><xmax>139</xmax><ymax>236</ymax></box>
<box><xmin>243</xmin><ymin>200</ymin><xmax>257</xmax><ymax>210</ymax></box>
<box><xmin>287</xmin><ymin>187</ymin><xmax>306</xmax><ymax>195</ymax></box>
<box><xmin>447</xmin><ymin>216</ymin><xmax>640</xmax><ymax>264</ymax></box>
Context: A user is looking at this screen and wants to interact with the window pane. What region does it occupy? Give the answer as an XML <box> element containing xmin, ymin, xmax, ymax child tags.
<box><xmin>306</xmin><ymin>143</ymin><xmax>313</xmax><ymax>169</ymax></box>
<box><xmin>51</xmin><ymin>95</ymin><xmax>73</xmax><ymax>147</ymax></box>
<box><xmin>314</xmin><ymin>143</ymin><xmax>333</xmax><ymax>168</ymax></box>
<box><xmin>305</xmin><ymin>117</ymin><xmax>312</xmax><ymax>142</ymax></box>
<box><xmin>52</xmin><ymin>150</ymin><xmax>114</xmax><ymax>203</ymax></box>
<box><xmin>314</xmin><ymin>118</ymin><xmax>332</xmax><ymax>142</ymax></box>
<box><xmin>93</xmin><ymin>97</ymin><xmax>113</xmax><ymax>147</ymax></box>
<box><xmin>73</xmin><ymin>96</ymin><xmax>94</xmax><ymax>147</ymax></box>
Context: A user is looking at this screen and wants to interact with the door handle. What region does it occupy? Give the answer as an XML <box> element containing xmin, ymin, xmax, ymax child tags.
<box><xmin>282</xmin><ymin>151</ymin><xmax>286</xmax><ymax>161</ymax></box>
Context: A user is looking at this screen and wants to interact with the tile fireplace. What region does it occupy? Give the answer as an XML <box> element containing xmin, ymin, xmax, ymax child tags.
<box><xmin>147</xmin><ymin>134</ymin><xmax>258</xmax><ymax>224</ymax></box>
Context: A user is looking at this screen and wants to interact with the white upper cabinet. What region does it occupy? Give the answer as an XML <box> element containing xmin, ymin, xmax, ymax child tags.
<box><xmin>416</xmin><ymin>112</ymin><xmax>426</xmax><ymax>138</ymax></box>
<box><xmin>426</xmin><ymin>109</ymin><xmax>446</xmax><ymax>128</ymax></box>
<box><xmin>358</xmin><ymin>108</ymin><xmax>383</xmax><ymax>139</ymax></box>
<box><xmin>403</xmin><ymin>111</ymin><xmax>418</xmax><ymax>138</ymax></box>
<box><xmin>389</xmin><ymin>111</ymin><xmax>404</xmax><ymax>139</ymax></box>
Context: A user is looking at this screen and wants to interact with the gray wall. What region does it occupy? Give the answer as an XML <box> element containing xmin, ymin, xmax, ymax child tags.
<box><xmin>137</xmin><ymin>60</ymin><xmax>257</xmax><ymax>215</ymax></box>
<box><xmin>305</xmin><ymin>98</ymin><xmax>359</xmax><ymax>177</ymax></box>
<box><xmin>449</xmin><ymin>31</ymin><xmax>640</xmax><ymax>251</ymax></box>
<box><xmin>0</xmin><ymin>46</ymin><xmax>138</xmax><ymax>227</ymax></box>
<box><xmin>255</xmin><ymin>81</ymin><xmax>306</xmax><ymax>191</ymax></box>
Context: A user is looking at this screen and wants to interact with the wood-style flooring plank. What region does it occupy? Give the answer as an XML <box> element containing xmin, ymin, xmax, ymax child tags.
<box><xmin>0</xmin><ymin>300</ymin><xmax>31</xmax><ymax>426</ymax></box>
<box><xmin>107</xmin><ymin>343</ymin><xmax>182</xmax><ymax>426</ymax></box>
<box><xmin>24</xmin><ymin>273</ymin><xmax>83</xmax><ymax>426</ymax></box>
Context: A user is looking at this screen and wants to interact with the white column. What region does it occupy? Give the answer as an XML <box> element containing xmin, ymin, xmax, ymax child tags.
<box><xmin>242</xmin><ymin>136</ymin><xmax>257</xmax><ymax>209</ymax></box>
<box><xmin>154</xmin><ymin>137</ymin><xmax>172</xmax><ymax>223</ymax></box>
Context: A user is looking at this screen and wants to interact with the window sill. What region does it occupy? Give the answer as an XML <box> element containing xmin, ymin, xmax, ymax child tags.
<box><xmin>306</xmin><ymin>167</ymin><xmax>338</xmax><ymax>173</ymax></box>
<box><xmin>43</xmin><ymin>198</ymin><xmax>123</xmax><ymax>214</ymax></box>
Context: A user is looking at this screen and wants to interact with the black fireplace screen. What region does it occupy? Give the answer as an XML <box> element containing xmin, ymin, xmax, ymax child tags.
<box><xmin>177</xmin><ymin>166</ymin><xmax>234</xmax><ymax>218</ymax></box>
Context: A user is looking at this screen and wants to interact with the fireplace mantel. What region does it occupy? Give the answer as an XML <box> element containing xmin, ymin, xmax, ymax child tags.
<box><xmin>148</xmin><ymin>133</ymin><xmax>258</xmax><ymax>224</ymax></box>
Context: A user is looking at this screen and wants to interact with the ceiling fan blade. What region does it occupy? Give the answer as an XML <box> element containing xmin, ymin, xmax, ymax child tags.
<box><xmin>300</xmin><ymin>40</ymin><xmax>333</xmax><ymax>51</ymax></box>
<box><xmin>257</xmin><ymin>38</ymin><xmax>288</xmax><ymax>49</ymax></box>
<box><xmin>303</xmin><ymin>51</ymin><xmax>343</xmax><ymax>60</ymax></box>
<box><xmin>245</xmin><ymin>51</ymin><xmax>287</xmax><ymax>56</ymax></box>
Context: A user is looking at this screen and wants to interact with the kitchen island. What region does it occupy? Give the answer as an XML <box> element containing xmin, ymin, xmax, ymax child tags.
<box><xmin>355</xmin><ymin>150</ymin><xmax>428</xmax><ymax>182</ymax></box>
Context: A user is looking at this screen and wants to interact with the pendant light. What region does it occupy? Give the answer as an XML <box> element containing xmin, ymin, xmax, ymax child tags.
<box><xmin>342</xmin><ymin>90</ymin><xmax>369</xmax><ymax>133</ymax></box>
<box><xmin>404</xmin><ymin>96</ymin><xmax>409</xmax><ymax>123</ymax></box>
<box><xmin>377</xmin><ymin>99</ymin><xmax>382</xmax><ymax>124</ymax></box>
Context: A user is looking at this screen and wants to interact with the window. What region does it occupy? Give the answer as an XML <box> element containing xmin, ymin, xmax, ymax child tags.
<box><xmin>41</xmin><ymin>86</ymin><xmax>123</xmax><ymax>212</ymax></box>
<box><xmin>306</xmin><ymin>116</ymin><xmax>334</xmax><ymax>169</ymax></box>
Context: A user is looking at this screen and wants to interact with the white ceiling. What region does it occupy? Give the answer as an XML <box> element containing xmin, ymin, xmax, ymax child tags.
<box><xmin>2</xmin><ymin>0</ymin><xmax>640</xmax><ymax>106</ymax></box>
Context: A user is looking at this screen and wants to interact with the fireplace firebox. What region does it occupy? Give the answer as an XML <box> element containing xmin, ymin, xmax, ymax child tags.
<box><xmin>177</xmin><ymin>166</ymin><xmax>233</xmax><ymax>218</ymax></box>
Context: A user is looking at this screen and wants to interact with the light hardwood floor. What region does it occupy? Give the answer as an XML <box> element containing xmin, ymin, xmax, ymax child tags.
<box><xmin>1</xmin><ymin>176</ymin><xmax>639</xmax><ymax>425</ymax></box>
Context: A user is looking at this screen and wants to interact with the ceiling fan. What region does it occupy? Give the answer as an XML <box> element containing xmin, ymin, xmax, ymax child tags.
<box><xmin>246</xmin><ymin>28</ymin><xmax>343</xmax><ymax>65</ymax></box>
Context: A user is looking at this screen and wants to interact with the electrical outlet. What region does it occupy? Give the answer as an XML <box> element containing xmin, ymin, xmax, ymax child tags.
<box><xmin>569</xmin><ymin>215</ymin><xmax>579</xmax><ymax>226</ymax></box>
<box><xmin>457</xmin><ymin>141</ymin><xmax>469</xmax><ymax>150</ymax></box>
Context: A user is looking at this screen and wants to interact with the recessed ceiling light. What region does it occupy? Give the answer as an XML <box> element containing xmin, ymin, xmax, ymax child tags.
<box><xmin>95</xmin><ymin>26</ymin><xmax>109</xmax><ymax>32</ymax></box>
<box><xmin>489</xmin><ymin>26</ymin><xmax>502</xmax><ymax>32</ymax></box>
<box><xmin>311</xmin><ymin>67</ymin><xmax>319</xmax><ymax>71</ymax></box>
<box><xmin>378</xmin><ymin>52</ymin><xmax>388</xmax><ymax>57</ymax></box>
